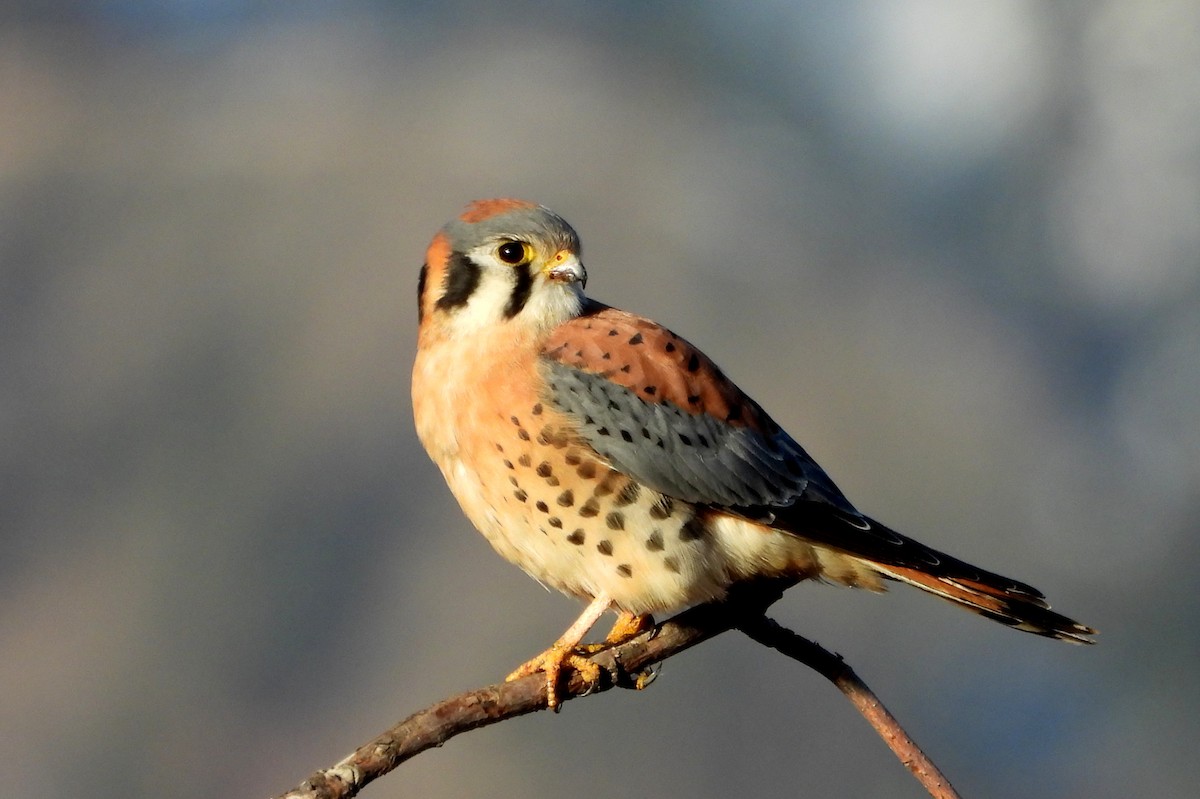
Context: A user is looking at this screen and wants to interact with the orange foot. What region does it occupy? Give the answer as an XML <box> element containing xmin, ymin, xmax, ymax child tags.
<box><xmin>506</xmin><ymin>644</ymin><xmax>602</xmax><ymax>711</ymax></box>
<box><xmin>580</xmin><ymin>611</ymin><xmax>655</xmax><ymax>654</ymax></box>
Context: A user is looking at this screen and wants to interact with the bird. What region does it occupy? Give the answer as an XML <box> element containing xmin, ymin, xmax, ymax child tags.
<box><xmin>412</xmin><ymin>198</ymin><xmax>1095</xmax><ymax>709</ymax></box>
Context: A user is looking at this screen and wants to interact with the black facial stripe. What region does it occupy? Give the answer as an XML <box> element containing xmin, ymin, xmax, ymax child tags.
<box><xmin>435</xmin><ymin>252</ymin><xmax>482</xmax><ymax>312</ymax></box>
<box><xmin>417</xmin><ymin>263</ymin><xmax>428</xmax><ymax>323</ymax></box>
<box><xmin>503</xmin><ymin>263</ymin><xmax>535</xmax><ymax>319</ymax></box>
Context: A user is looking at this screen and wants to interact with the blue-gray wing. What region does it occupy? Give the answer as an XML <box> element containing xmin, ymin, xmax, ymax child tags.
<box><xmin>538</xmin><ymin>303</ymin><xmax>856</xmax><ymax>515</ymax></box>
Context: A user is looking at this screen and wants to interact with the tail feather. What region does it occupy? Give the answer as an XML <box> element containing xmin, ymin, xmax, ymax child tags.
<box><xmin>868</xmin><ymin>562</ymin><xmax>1096</xmax><ymax>644</ymax></box>
<box><xmin>766</xmin><ymin>502</ymin><xmax>1096</xmax><ymax>643</ymax></box>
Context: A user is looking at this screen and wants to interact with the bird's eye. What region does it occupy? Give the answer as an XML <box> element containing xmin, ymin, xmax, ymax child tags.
<box><xmin>497</xmin><ymin>241</ymin><xmax>531</xmax><ymax>265</ymax></box>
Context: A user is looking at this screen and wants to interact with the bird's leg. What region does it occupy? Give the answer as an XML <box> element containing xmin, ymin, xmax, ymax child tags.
<box><xmin>579</xmin><ymin>610</ymin><xmax>655</xmax><ymax>653</ymax></box>
<box><xmin>506</xmin><ymin>594</ymin><xmax>612</xmax><ymax>711</ymax></box>
<box><xmin>603</xmin><ymin>610</ymin><xmax>655</xmax><ymax>645</ymax></box>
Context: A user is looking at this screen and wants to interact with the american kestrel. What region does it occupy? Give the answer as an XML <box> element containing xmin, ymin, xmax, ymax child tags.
<box><xmin>412</xmin><ymin>199</ymin><xmax>1094</xmax><ymax>709</ymax></box>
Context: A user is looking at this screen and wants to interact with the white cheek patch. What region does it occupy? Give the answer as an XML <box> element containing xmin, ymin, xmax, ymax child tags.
<box><xmin>443</xmin><ymin>246</ymin><xmax>585</xmax><ymax>335</ymax></box>
<box><xmin>448</xmin><ymin>265</ymin><xmax>519</xmax><ymax>333</ymax></box>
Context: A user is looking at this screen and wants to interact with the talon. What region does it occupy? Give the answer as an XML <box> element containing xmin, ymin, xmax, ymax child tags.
<box><xmin>634</xmin><ymin>664</ymin><xmax>660</xmax><ymax>690</ymax></box>
<box><xmin>507</xmin><ymin>646</ymin><xmax>602</xmax><ymax>711</ymax></box>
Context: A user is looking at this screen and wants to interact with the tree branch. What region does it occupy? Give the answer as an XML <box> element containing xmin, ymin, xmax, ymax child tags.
<box><xmin>273</xmin><ymin>580</ymin><xmax>957</xmax><ymax>799</ymax></box>
<box><xmin>736</xmin><ymin>615</ymin><xmax>961</xmax><ymax>799</ymax></box>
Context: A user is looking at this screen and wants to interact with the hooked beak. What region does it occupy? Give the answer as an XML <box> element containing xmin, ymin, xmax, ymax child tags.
<box><xmin>545</xmin><ymin>250</ymin><xmax>587</xmax><ymax>288</ymax></box>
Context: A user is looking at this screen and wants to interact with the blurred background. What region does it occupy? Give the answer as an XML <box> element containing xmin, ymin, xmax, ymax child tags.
<box><xmin>2</xmin><ymin>2</ymin><xmax>1197</xmax><ymax>797</ymax></box>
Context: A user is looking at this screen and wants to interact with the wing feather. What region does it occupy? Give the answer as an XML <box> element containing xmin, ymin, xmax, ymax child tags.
<box><xmin>540</xmin><ymin>302</ymin><xmax>849</xmax><ymax>511</ymax></box>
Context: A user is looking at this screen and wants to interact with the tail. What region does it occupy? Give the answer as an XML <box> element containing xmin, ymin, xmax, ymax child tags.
<box><xmin>769</xmin><ymin>503</ymin><xmax>1096</xmax><ymax>643</ymax></box>
<box><xmin>859</xmin><ymin>519</ymin><xmax>1096</xmax><ymax>644</ymax></box>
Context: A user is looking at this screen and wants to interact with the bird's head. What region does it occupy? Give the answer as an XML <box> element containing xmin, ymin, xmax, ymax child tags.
<box><xmin>418</xmin><ymin>199</ymin><xmax>588</xmax><ymax>337</ymax></box>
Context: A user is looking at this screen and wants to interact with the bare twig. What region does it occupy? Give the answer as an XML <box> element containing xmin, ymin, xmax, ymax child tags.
<box><xmin>736</xmin><ymin>615</ymin><xmax>962</xmax><ymax>799</ymax></box>
<box><xmin>273</xmin><ymin>580</ymin><xmax>955</xmax><ymax>799</ymax></box>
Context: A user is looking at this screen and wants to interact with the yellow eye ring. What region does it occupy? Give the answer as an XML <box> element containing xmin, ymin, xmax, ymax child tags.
<box><xmin>496</xmin><ymin>241</ymin><xmax>532</xmax><ymax>266</ymax></box>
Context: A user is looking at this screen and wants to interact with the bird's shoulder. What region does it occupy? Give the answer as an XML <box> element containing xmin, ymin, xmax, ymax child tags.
<box><xmin>540</xmin><ymin>301</ymin><xmax>773</xmax><ymax>433</ymax></box>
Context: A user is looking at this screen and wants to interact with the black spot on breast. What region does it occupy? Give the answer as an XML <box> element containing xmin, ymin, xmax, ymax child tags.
<box><xmin>577</xmin><ymin>462</ymin><xmax>597</xmax><ymax>479</ymax></box>
<box><xmin>597</xmin><ymin>539</ymin><xmax>614</xmax><ymax>556</ymax></box>
<box><xmin>617</xmin><ymin>564</ymin><xmax>633</xmax><ymax>577</ymax></box>
<box><xmin>697</xmin><ymin>434</ymin><xmax>710</xmax><ymax>448</ymax></box>
<box><xmin>535</xmin><ymin>501</ymin><xmax>549</xmax><ymax>513</ymax></box>
<box><xmin>687</xmin><ymin>395</ymin><xmax>701</xmax><ymax>405</ymax></box>
<box><xmin>687</xmin><ymin>353</ymin><xmax>701</xmax><ymax>372</ymax></box>
<box><xmin>565</xmin><ymin>451</ymin><xmax>582</xmax><ymax>466</ymax></box>
<box><xmin>643</xmin><ymin>385</ymin><xmax>657</xmax><ymax>396</ymax></box>
<box><xmin>620</xmin><ymin>429</ymin><xmax>633</xmax><ymax>442</ymax></box>
<box><xmin>628</xmin><ymin>332</ymin><xmax>644</xmax><ymax>345</ymax></box>
<box><xmin>649</xmin><ymin>497</ymin><xmax>674</xmax><ymax>519</ymax></box>
<box><xmin>579</xmin><ymin>499</ymin><xmax>600</xmax><ymax>517</ymax></box>
<box><xmin>502</xmin><ymin>459</ymin><xmax>514</xmax><ymax>470</ymax></box>
<box><xmin>596</xmin><ymin>426</ymin><xmax>611</xmax><ymax>437</ymax></box>
<box><xmin>567</xmin><ymin>529</ymin><xmax>586</xmax><ymax>545</ymax></box>
<box><xmin>536</xmin><ymin>462</ymin><xmax>553</xmax><ymax>478</ymax></box>
<box><xmin>518</xmin><ymin>454</ymin><xmax>532</xmax><ymax>468</ymax></box>
<box><xmin>606</xmin><ymin>512</ymin><xmax>625</xmax><ymax>531</ymax></box>
<box><xmin>513</xmin><ymin>489</ymin><xmax>528</xmax><ymax>503</ymax></box>
<box><xmin>665</xmin><ymin>341</ymin><xmax>676</xmax><ymax>353</ymax></box>
<box><xmin>679</xmin><ymin>516</ymin><xmax>707</xmax><ymax>542</ymax></box>
<box><xmin>663</xmin><ymin>557</ymin><xmax>681</xmax><ymax>574</ymax></box>
<box><xmin>510</xmin><ymin>416</ymin><xmax>520</xmax><ymax>426</ymax></box>
<box><xmin>646</xmin><ymin>529</ymin><xmax>664</xmax><ymax>551</ymax></box>
<box><xmin>726</xmin><ymin>404</ymin><xmax>743</xmax><ymax>422</ymax></box>
<box><xmin>517</xmin><ymin>429</ymin><xmax>531</xmax><ymax>441</ymax></box>
<box><xmin>557</xmin><ymin>489</ymin><xmax>575</xmax><ymax>507</ymax></box>
<box><xmin>608</xmin><ymin>329</ymin><xmax>619</xmax><ymax>336</ymax></box>
<box><xmin>548</xmin><ymin>517</ymin><xmax>563</xmax><ymax>528</ymax></box>
<box><xmin>679</xmin><ymin>433</ymin><xmax>692</xmax><ymax>446</ymax></box>
<box><xmin>615</xmin><ymin>482</ymin><xmax>641</xmax><ymax>506</ymax></box>
<box><xmin>531</xmin><ymin>403</ymin><xmax>543</xmax><ymax>416</ymax></box>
